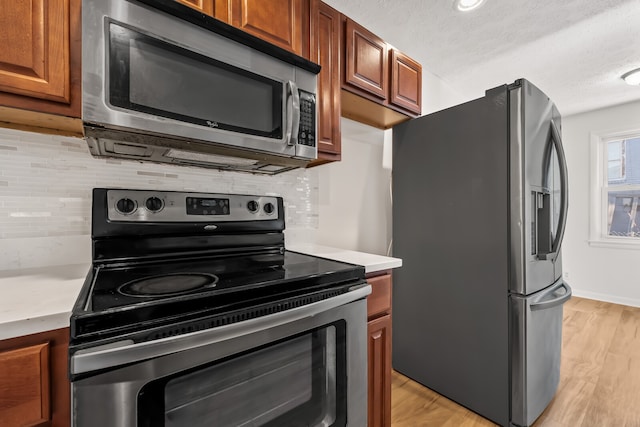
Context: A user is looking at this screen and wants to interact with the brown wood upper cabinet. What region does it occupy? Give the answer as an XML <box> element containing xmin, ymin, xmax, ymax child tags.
<box><xmin>343</xmin><ymin>18</ymin><xmax>388</xmax><ymax>101</ymax></box>
<box><xmin>175</xmin><ymin>0</ymin><xmax>307</xmax><ymax>57</ymax></box>
<box><xmin>390</xmin><ymin>49</ymin><xmax>422</xmax><ymax>115</ymax></box>
<box><xmin>309</xmin><ymin>0</ymin><xmax>341</xmax><ymax>163</ymax></box>
<box><xmin>175</xmin><ymin>0</ymin><xmax>215</xmax><ymax>15</ymax></box>
<box><xmin>342</xmin><ymin>17</ymin><xmax>422</xmax><ymax>128</ymax></box>
<box><xmin>0</xmin><ymin>0</ymin><xmax>81</xmax><ymax>118</ymax></box>
<box><xmin>227</xmin><ymin>0</ymin><xmax>306</xmax><ymax>57</ymax></box>
<box><xmin>174</xmin><ymin>0</ymin><xmax>231</xmax><ymax>22</ymax></box>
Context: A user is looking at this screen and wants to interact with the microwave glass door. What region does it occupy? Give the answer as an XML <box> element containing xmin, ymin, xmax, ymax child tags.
<box><xmin>108</xmin><ymin>22</ymin><xmax>283</xmax><ymax>139</ymax></box>
<box><xmin>137</xmin><ymin>323</ymin><xmax>347</xmax><ymax>427</ymax></box>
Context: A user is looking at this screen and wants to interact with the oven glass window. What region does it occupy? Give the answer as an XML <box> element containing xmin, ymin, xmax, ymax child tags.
<box><xmin>138</xmin><ymin>323</ymin><xmax>346</xmax><ymax>427</ymax></box>
<box><xmin>108</xmin><ymin>23</ymin><xmax>283</xmax><ymax>138</ymax></box>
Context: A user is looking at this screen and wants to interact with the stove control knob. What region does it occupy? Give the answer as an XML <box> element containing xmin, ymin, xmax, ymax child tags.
<box><xmin>263</xmin><ymin>202</ymin><xmax>275</xmax><ymax>215</ymax></box>
<box><xmin>247</xmin><ymin>200</ymin><xmax>259</xmax><ymax>213</ymax></box>
<box><xmin>145</xmin><ymin>197</ymin><xmax>164</xmax><ymax>213</ymax></box>
<box><xmin>116</xmin><ymin>198</ymin><xmax>137</xmax><ymax>215</ymax></box>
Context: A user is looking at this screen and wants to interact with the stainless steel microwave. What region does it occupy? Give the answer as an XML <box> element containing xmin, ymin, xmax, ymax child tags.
<box><xmin>82</xmin><ymin>0</ymin><xmax>320</xmax><ymax>174</ymax></box>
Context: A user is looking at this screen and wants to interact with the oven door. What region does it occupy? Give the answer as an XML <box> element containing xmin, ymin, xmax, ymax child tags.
<box><xmin>71</xmin><ymin>285</ymin><xmax>370</xmax><ymax>427</ymax></box>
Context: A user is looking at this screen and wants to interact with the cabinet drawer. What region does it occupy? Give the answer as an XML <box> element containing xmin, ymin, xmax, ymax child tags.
<box><xmin>367</xmin><ymin>274</ymin><xmax>391</xmax><ymax>319</ymax></box>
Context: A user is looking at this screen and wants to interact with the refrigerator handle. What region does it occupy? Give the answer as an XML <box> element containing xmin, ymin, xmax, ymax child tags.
<box><xmin>530</xmin><ymin>279</ymin><xmax>572</xmax><ymax>311</ymax></box>
<box><xmin>538</xmin><ymin>120</ymin><xmax>569</xmax><ymax>261</ymax></box>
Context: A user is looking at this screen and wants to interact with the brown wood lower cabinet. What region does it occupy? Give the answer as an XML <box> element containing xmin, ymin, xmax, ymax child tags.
<box><xmin>367</xmin><ymin>273</ymin><xmax>392</xmax><ymax>427</ymax></box>
<box><xmin>368</xmin><ymin>313</ymin><xmax>391</xmax><ymax>427</ymax></box>
<box><xmin>0</xmin><ymin>328</ymin><xmax>70</xmax><ymax>427</ymax></box>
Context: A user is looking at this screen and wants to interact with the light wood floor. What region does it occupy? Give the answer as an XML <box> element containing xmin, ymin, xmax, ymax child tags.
<box><xmin>391</xmin><ymin>296</ymin><xmax>640</xmax><ymax>427</ymax></box>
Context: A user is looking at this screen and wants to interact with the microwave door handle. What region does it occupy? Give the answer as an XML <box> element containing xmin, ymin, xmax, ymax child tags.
<box><xmin>286</xmin><ymin>81</ymin><xmax>300</xmax><ymax>146</ymax></box>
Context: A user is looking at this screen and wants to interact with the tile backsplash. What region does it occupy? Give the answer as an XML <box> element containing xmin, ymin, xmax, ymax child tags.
<box><xmin>0</xmin><ymin>127</ymin><xmax>319</xmax><ymax>269</ymax></box>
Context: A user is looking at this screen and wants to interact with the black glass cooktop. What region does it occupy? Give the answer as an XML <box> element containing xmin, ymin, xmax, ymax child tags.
<box><xmin>70</xmin><ymin>251</ymin><xmax>365</xmax><ymax>347</ymax></box>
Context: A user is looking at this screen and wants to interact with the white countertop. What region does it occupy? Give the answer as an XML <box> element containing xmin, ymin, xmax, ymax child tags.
<box><xmin>0</xmin><ymin>264</ymin><xmax>88</xmax><ymax>340</ymax></box>
<box><xmin>0</xmin><ymin>245</ymin><xmax>401</xmax><ymax>341</ymax></box>
<box><xmin>287</xmin><ymin>244</ymin><xmax>402</xmax><ymax>274</ymax></box>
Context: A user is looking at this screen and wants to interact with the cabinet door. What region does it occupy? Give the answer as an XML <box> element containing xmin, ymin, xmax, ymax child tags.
<box><xmin>0</xmin><ymin>0</ymin><xmax>81</xmax><ymax>117</ymax></box>
<box><xmin>175</xmin><ymin>0</ymin><xmax>214</xmax><ymax>15</ymax></box>
<box><xmin>343</xmin><ymin>18</ymin><xmax>388</xmax><ymax>101</ymax></box>
<box><xmin>0</xmin><ymin>343</ymin><xmax>50</xmax><ymax>426</ymax></box>
<box><xmin>0</xmin><ymin>328</ymin><xmax>70</xmax><ymax>427</ymax></box>
<box><xmin>175</xmin><ymin>0</ymin><xmax>231</xmax><ymax>19</ymax></box>
<box><xmin>389</xmin><ymin>49</ymin><xmax>422</xmax><ymax>115</ymax></box>
<box><xmin>229</xmin><ymin>0</ymin><xmax>305</xmax><ymax>56</ymax></box>
<box><xmin>310</xmin><ymin>0</ymin><xmax>341</xmax><ymax>161</ymax></box>
<box><xmin>368</xmin><ymin>314</ymin><xmax>392</xmax><ymax>427</ymax></box>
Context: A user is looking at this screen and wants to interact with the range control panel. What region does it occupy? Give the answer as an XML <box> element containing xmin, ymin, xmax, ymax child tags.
<box><xmin>106</xmin><ymin>189</ymin><xmax>279</xmax><ymax>222</ymax></box>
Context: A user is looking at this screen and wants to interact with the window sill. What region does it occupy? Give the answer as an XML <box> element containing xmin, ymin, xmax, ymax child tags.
<box><xmin>588</xmin><ymin>239</ymin><xmax>640</xmax><ymax>250</ymax></box>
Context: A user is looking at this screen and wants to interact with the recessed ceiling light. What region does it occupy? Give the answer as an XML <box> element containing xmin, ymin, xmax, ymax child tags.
<box><xmin>622</xmin><ymin>68</ymin><xmax>640</xmax><ymax>86</ymax></box>
<box><xmin>454</xmin><ymin>0</ymin><xmax>486</xmax><ymax>12</ymax></box>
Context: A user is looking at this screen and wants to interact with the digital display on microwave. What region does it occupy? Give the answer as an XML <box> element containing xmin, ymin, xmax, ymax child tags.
<box><xmin>186</xmin><ymin>198</ymin><xmax>229</xmax><ymax>215</ymax></box>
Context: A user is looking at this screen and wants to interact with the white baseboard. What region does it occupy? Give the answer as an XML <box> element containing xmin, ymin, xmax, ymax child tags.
<box><xmin>571</xmin><ymin>288</ymin><xmax>640</xmax><ymax>308</ymax></box>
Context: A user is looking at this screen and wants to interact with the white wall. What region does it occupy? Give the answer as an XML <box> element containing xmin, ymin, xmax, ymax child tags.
<box><xmin>421</xmin><ymin>68</ymin><xmax>469</xmax><ymax>115</ymax></box>
<box><xmin>316</xmin><ymin>71</ymin><xmax>468</xmax><ymax>255</ymax></box>
<box><xmin>315</xmin><ymin>118</ymin><xmax>391</xmax><ymax>254</ymax></box>
<box><xmin>562</xmin><ymin>99</ymin><xmax>640</xmax><ymax>307</ymax></box>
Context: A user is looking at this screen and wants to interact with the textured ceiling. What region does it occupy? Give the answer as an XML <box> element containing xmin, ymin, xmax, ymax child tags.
<box><xmin>323</xmin><ymin>0</ymin><xmax>640</xmax><ymax>116</ymax></box>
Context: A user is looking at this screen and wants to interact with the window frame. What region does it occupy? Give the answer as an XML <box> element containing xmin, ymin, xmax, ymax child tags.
<box><xmin>607</xmin><ymin>139</ymin><xmax>626</xmax><ymax>182</ymax></box>
<box><xmin>590</xmin><ymin>128</ymin><xmax>640</xmax><ymax>249</ymax></box>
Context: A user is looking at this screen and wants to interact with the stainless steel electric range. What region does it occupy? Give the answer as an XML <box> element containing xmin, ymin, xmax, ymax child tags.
<box><xmin>69</xmin><ymin>188</ymin><xmax>370</xmax><ymax>427</ymax></box>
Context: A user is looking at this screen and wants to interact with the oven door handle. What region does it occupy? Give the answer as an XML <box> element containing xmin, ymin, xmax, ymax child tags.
<box><xmin>71</xmin><ymin>283</ymin><xmax>371</xmax><ymax>376</ymax></box>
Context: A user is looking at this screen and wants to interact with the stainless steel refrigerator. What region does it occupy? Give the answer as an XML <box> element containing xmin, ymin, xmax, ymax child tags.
<box><xmin>391</xmin><ymin>79</ymin><xmax>572</xmax><ymax>427</ymax></box>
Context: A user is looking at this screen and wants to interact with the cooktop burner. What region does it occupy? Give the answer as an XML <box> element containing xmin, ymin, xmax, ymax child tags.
<box><xmin>118</xmin><ymin>273</ymin><xmax>219</xmax><ymax>297</ymax></box>
<box><xmin>88</xmin><ymin>251</ymin><xmax>288</xmax><ymax>311</ymax></box>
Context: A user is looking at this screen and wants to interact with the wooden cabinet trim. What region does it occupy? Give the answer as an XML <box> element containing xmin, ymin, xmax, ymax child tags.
<box><xmin>341</xmin><ymin>89</ymin><xmax>409</xmax><ymax>129</ymax></box>
<box><xmin>390</xmin><ymin>49</ymin><xmax>422</xmax><ymax>115</ymax></box>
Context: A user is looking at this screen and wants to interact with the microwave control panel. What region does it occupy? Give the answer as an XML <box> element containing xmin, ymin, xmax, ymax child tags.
<box><xmin>298</xmin><ymin>90</ymin><xmax>316</xmax><ymax>147</ymax></box>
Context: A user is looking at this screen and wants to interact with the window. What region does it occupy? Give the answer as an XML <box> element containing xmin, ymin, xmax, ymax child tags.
<box><xmin>607</xmin><ymin>140</ymin><xmax>626</xmax><ymax>181</ymax></box>
<box><xmin>591</xmin><ymin>130</ymin><xmax>640</xmax><ymax>247</ymax></box>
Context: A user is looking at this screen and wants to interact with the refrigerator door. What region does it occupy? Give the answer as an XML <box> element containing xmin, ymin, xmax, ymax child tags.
<box><xmin>392</xmin><ymin>86</ymin><xmax>512</xmax><ymax>427</ymax></box>
<box><xmin>510</xmin><ymin>278</ymin><xmax>572</xmax><ymax>427</ymax></box>
<box><xmin>509</xmin><ymin>80</ymin><xmax>568</xmax><ymax>296</ymax></box>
